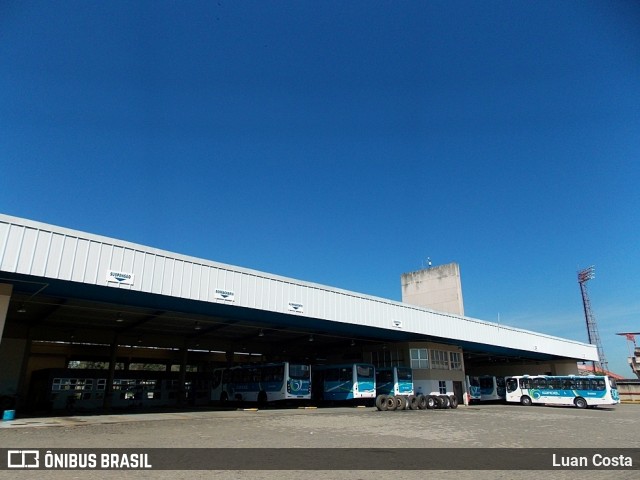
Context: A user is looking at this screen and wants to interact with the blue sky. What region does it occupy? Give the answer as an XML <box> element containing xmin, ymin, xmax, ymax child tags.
<box><xmin>1</xmin><ymin>1</ymin><xmax>639</xmax><ymax>376</ymax></box>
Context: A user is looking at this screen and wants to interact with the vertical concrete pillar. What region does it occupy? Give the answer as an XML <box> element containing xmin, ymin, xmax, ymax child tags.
<box><xmin>0</xmin><ymin>284</ymin><xmax>20</xmax><ymax>409</ymax></box>
<box><xmin>0</xmin><ymin>284</ymin><xmax>13</xmax><ymax>346</ymax></box>
<box><xmin>103</xmin><ymin>335</ymin><xmax>119</xmax><ymax>412</ymax></box>
<box><xmin>177</xmin><ymin>344</ymin><xmax>188</xmax><ymax>407</ymax></box>
<box><xmin>460</xmin><ymin>350</ymin><xmax>469</xmax><ymax>406</ymax></box>
<box><xmin>15</xmin><ymin>328</ymin><xmax>33</xmax><ymax>409</ymax></box>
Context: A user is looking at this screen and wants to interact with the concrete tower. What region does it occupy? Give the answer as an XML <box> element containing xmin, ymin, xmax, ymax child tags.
<box><xmin>401</xmin><ymin>262</ymin><xmax>464</xmax><ymax>316</ymax></box>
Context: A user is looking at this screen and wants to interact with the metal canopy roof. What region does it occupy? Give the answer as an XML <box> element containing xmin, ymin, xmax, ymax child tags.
<box><xmin>0</xmin><ymin>214</ymin><xmax>598</xmax><ymax>364</ymax></box>
<box><xmin>3</xmin><ymin>273</ymin><xmax>561</xmax><ymax>365</ymax></box>
<box><xmin>3</xmin><ymin>272</ymin><xmax>416</xmax><ymax>359</ymax></box>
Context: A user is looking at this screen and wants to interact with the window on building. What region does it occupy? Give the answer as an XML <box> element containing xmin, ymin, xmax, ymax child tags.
<box><xmin>410</xmin><ymin>348</ymin><xmax>429</xmax><ymax>369</ymax></box>
<box><xmin>439</xmin><ymin>381</ymin><xmax>447</xmax><ymax>394</ymax></box>
<box><xmin>430</xmin><ymin>350</ymin><xmax>449</xmax><ymax>370</ymax></box>
<box><xmin>449</xmin><ymin>352</ymin><xmax>462</xmax><ymax>370</ymax></box>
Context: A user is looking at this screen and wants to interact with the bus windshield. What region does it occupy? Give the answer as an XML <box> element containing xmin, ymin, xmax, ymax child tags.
<box><xmin>356</xmin><ymin>365</ymin><xmax>373</xmax><ymax>378</ymax></box>
<box><xmin>289</xmin><ymin>364</ymin><xmax>310</xmax><ymax>379</ymax></box>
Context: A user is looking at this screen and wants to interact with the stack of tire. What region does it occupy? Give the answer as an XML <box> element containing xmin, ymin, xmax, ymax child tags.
<box><xmin>375</xmin><ymin>393</ymin><xmax>458</xmax><ymax>411</ymax></box>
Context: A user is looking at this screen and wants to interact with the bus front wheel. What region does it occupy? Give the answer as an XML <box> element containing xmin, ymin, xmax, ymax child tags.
<box><xmin>520</xmin><ymin>395</ymin><xmax>532</xmax><ymax>406</ymax></box>
<box><xmin>574</xmin><ymin>397</ymin><xmax>588</xmax><ymax>409</ymax></box>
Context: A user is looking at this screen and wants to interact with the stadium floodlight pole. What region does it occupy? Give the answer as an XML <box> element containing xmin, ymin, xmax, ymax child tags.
<box><xmin>578</xmin><ymin>266</ymin><xmax>595</xmax><ymax>345</ymax></box>
<box><xmin>577</xmin><ymin>266</ymin><xmax>608</xmax><ymax>373</ymax></box>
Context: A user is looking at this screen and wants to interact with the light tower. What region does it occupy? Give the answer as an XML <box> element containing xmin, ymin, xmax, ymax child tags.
<box><xmin>577</xmin><ymin>266</ymin><xmax>608</xmax><ymax>373</ymax></box>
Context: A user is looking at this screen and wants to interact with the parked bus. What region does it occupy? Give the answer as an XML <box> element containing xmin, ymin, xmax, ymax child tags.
<box><xmin>312</xmin><ymin>363</ymin><xmax>376</xmax><ymax>402</ymax></box>
<box><xmin>376</xmin><ymin>366</ymin><xmax>413</xmax><ymax>397</ymax></box>
<box><xmin>211</xmin><ymin>362</ymin><xmax>311</xmax><ymax>405</ymax></box>
<box><xmin>27</xmin><ymin>368</ymin><xmax>210</xmax><ymax>413</ymax></box>
<box><xmin>465</xmin><ymin>375</ymin><xmax>481</xmax><ymax>403</ymax></box>
<box><xmin>464</xmin><ymin>375</ymin><xmax>505</xmax><ymax>402</ymax></box>
<box><xmin>375</xmin><ymin>366</ymin><xmax>425</xmax><ymax>410</ymax></box>
<box><xmin>505</xmin><ymin>375</ymin><xmax>620</xmax><ymax>408</ymax></box>
<box><xmin>479</xmin><ymin>375</ymin><xmax>506</xmax><ymax>401</ymax></box>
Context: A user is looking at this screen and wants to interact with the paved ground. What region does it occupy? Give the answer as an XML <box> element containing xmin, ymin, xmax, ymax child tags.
<box><xmin>1</xmin><ymin>403</ymin><xmax>638</xmax><ymax>479</ymax></box>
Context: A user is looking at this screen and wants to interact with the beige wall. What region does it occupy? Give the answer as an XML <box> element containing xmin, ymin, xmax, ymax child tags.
<box><xmin>365</xmin><ymin>341</ymin><xmax>464</xmax><ymax>381</ymax></box>
<box><xmin>617</xmin><ymin>381</ymin><xmax>640</xmax><ymax>403</ymax></box>
<box><xmin>401</xmin><ymin>263</ymin><xmax>464</xmax><ymax>315</ymax></box>
<box><xmin>469</xmin><ymin>360</ymin><xmax>579</xmax><ymax>377</ymax></box>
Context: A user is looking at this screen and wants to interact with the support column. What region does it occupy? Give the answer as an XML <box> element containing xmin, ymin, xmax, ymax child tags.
<box><xmin>177</xmin><ymin>344</ymin><xmax>188</xmax><ymax>407</ymax></box>
<box><xmin>103</xmin><ymin>334</ymin><xmax>119</xmax><ymax>412</ymax></box>
<box><xmin>0</xmin><ymin>284</ymin><xmax>13</xmax><ymax>346</ymax></box>
<box><xmin>0</xmin><ymin>284</ymin><xmax>20</xmax><ymax>412</ymax></box>
<box><xmin>15</xmin><ymin>327</ymin><xmax>33</xmax><ymax>410</ymax></box>
<box><xmin>461</xmin><ymin>350</ymin><xmax>469</xmax><ymax>406</ymax></box>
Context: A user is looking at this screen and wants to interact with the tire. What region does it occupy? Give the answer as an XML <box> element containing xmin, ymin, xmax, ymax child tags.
<box><xmin>375</xmin><ymin>394</ymin><xmax>389</xmax><ymax>411</ymax></box>
<box><xmin>426</xmin><ymin>395</ymin><xmax>437</xmax><ymax>409</ymax></box>
<box><xmin>520</xmin><ymin>395</ymin><xmax>532</xmax><ymax>406</ymax></box>
<box><xmin>395</xmin><ymin>396</ymin><xmax>408</xmax><ymax>410</ymax></box>
<box><xmin>416</xmin><ymin>394</ymin><xmax>427</xmax><ymax>410</ymax></box>
<box><xmin>384</xmin><ymin>396</ymin><xmax>397</xmax><ymax>411</ymax></box>
<box><xmin>574</xmin><ymin>397</ymin><xmax>588</xmax><ymax>409</ymax></box>
<box><xmin>407</xmin><ymin>395</ymin><xmax>419</xmax><ymax>410</ymax></box>
<box><xmin>439</xmin><ymin>395</ymin><xmax>450</xmax><ymax>408</ymax></box>
<box><xmin>448</xmin><ymin>395</ymin><xmax>458</xmax><ymax>409</ymax></box>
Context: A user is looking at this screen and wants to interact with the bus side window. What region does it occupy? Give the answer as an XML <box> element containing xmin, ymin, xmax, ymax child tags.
<box><xmin>506</xmin><ymin>378</ymin><xmax>517</xmax><ymax>392</ymax></box>
<box><xmin>533</xmin><ymin>378</ymin><xmax>547</xmax><ymax>389</ymax></box>
<box><xmin>550</xmin><ymin>378</ymin><xmax>563</xmax><ymax>389</ymax></box>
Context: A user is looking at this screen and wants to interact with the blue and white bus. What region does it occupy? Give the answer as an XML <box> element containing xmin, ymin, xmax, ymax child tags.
<box><xmin>312</xmin><ymin>363</ymin><xmax>376</xmax><ymax>402</ymax></box>
<box><xmin>505</xmin><ymin>375</ymin><xmax>620</xmax><ymax>408</ymax></box>
<box><xmin>465</xmin><ymin>375</ymin><xmax>505</xmax><ymax>402</ymax></box>
<box><xmin>376</xmin><ymin>366</ymin><xmax>413</xmax><ymax>397</ymax></box>
<box><xmin>465</xmin><ymin>375</ymin><xmax>481</xmax><ymax>403</ymax></box>
<box><xmin>211</xmin><ymin>362</ymin><xmax>311</xmax><ymax>405</ymax></box>
<box><xmin>479</xmin><ymin>375</ymin><xmax>506</xmax><ymax>401</ymax></box>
